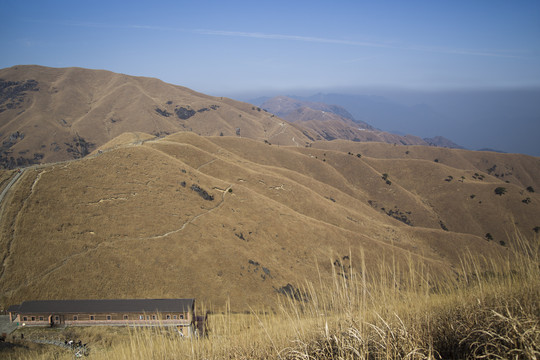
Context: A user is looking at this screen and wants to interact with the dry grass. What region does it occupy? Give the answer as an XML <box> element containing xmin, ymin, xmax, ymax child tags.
<box><xmin>3</xmin><ymin>130</ymin><xmax>537</xmax><ymax>310</ymax></box>
<box><xmin>5</xmin><ymin>231</ymin><xmax>537</xmax><ymax>360</ymax></box>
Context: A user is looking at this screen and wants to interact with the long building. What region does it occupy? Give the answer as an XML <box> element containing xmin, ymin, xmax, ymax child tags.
<box><xmin>7</xmin><ymin>298</ymin><xmax>201</xmax><ymax>337</ymax></box>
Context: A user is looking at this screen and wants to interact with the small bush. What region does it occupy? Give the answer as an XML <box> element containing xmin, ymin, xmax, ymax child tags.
<box><xmin>175</xmin><ymin>106</ymin><xmax>195</xmax><ymax>120</ymax></box>
<box><xmin>439</xmin><ymin>220</ymin><xmax>449</xmax><ymax>231</ymax></box>
<box><xmin>190</xmin><ymin>184</ymin><xmax>214</xmax><ymax>201</ymax></box>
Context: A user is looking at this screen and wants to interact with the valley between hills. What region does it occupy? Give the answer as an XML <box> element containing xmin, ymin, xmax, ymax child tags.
<box><xmin>0</xmin><ymin>65</ymin><xmax>539</xmax><ymax>311</ymax></box>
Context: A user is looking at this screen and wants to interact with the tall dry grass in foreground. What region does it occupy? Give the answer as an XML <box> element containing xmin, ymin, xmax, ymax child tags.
<box><xmin>11</xmin><ymin>232</ymin><xmax>540</xmax><ymax>360</ymax></box>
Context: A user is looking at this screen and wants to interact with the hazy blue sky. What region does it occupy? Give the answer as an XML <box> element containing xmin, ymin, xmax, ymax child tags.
<box><xmin>2</xmin><ymin>0</ymin><xmax>539</xmax><ymax>94</ymax></box>
<box><xmin>2</xmin><ymin>1</ymin><xmax>540</xmax><ymax>155</ymax></box>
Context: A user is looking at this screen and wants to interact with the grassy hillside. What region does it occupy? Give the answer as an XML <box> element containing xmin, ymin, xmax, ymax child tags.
<box><xmin>0</xmin><ymin>65</ymin><xmax>311</xmax><ymax>168</ymax></box>
<box><xmin>0</xmin><ymin>132</ymin><xmax>537</xmax><ymax>312</ymax></box>
<box><xmin>4</xmin><ymin>232</ymin><xmax>538</xmax><ymax>359</ymax></box>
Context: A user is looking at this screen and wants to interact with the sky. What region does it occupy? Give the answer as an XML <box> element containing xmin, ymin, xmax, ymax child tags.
<box><xmin>1</xmin><ymin>0</ymin><xmax>540</xmax><ymax>155</ymax></box>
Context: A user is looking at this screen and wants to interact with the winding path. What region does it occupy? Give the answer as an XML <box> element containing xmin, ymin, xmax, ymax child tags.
<box><xmin>0</xmin><ymin>170</ymin><xmax>24</xmax><ymax>216</ymax></box>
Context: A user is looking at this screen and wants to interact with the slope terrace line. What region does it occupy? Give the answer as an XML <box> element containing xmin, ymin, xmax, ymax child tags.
<box><xmin>143</xmin><ymin>183</ymin><xmax>233</xmax><ymax>240</ymax></box>
<box><xmin>197</xmin><ymin>158</ymin><xmax>217</xmax><ymax>171</ymax></box>
<box><xmin>236</xmin><ymin>155</ymin><xmax>369</xmax><ymax>213</ymax></box>
<box><xmin>0</xmin><ymin>142</ymin><xmax>155</xmax><ymax>284</ymax></box>
<box><xmin>343</xmin><ymin>155</ymin><xmax>443</xmax><ymax>218</ymax></box>
<box><xmin>185</xmin><ymin>143</ymin><xmax>381</xmax><ymax>231</ymax></box>
<box><xmin>3</xmin><ymin>177</ymin><xmax>231</xmax><ymax>295</ymax></box>
<box><xmin>0</xmin><ymin>169</ymin><xmax>40</xmax><ymax>283</ymax></box>
<box><xmin>267</xmin><ymin>121</ymin><xmax>289</xmax><ymax>140</ymax></box>
<box><xmin>289</xmin><ymin>148</ymin><xmax>369</xmax><ymax>198</ymax></box>
<box><xmin>1</xmin><ymin>240</ymin><xmax>106</xmax><ymax>299</ymax></box>
<box><xmin>229</xmin><ymin>180</ymin><xmax>452</xmax><ymax>267</ymax></box>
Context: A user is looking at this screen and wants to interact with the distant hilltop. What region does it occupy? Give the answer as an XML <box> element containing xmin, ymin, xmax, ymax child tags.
<box><xmin>0</xmin><ymin>65</ymin><xmax>312</xmax><ymax>168</ymax></box>
<box><xmin>259</xmin><ymin>95</ymin><xmax>462</xmax><ymax>148</ymax></box>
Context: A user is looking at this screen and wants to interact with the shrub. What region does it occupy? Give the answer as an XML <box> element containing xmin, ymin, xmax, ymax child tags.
<box><xmin>494</xmin><ymin>187</ymin><xmax>507</xmax><ymax>196</ymax></box>
<box><xmin>175</xmin><ymin>106</ymin><xmax>195</xmax><ymax>120</ymax></box>
<box><xmin>154</xmin><ymin>108</ymin><xmax>171</xmax><ymax>117</ymax></box>
<box><xmin>65</xmin><ymin>135</ymin><xmax>94</xmax><ymax>159</ymax></box>
<box><xmin>190</xmin><ymin>184</ymin><xmax>214</xmax><ymax>201</ymax></box>
<box><xmin>439</xmin><ymin>221</ymin><xmax>449</xmax><ymax>231</ymax></box>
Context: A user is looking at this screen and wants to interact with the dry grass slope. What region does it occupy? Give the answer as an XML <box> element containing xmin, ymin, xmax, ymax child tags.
<box><xmin>4</xmin><ymin>231</ymin><xmax>538</xmax><ymax>359</ymax></box>
<box><xmin>0</xmin><ymin>131</ymin><xmax>537</xmax><ymax>312</ymax></box>
<box><xmin>0</xmin><ymin>65</ymin><xmax>312</xmax><ymax>167</ymax></box>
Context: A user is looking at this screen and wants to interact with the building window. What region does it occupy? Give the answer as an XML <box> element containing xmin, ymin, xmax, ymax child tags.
<box><xmin>39</xmin><ymin>316</ymin><xmax>44</xmax><ymax>321</ymax></box>
<box><xmin>152</xmin><ymin>315</ymin><xmax>156</xmax><ymax>320</ymax></box>
<box><xmin>90</xmin><ymin>315</ymin><xmax>95</xmax><ymax>320</ymax></box>
<box><xmin>107</xmin><ymin>315</ymin><xmax>112</xmax><ymax>320</ymax></box>
<box><xmin>173</xmin><ymin>315</ymin><xmax>177</xmax><ymax>320</ymax></box>
<box><xmin>139</xmin><ymin>315</ymin><xmax>144</xmax><ymax>320</ymax></box>
<box><xmin>146</xmin><ymin>315</ymin><xmax>150</xmax><ymax>320</ymax></box>
<box><xmin>55</xmin><ymin>316</ymin><xmax>59</xmax><ymax>321</ymax></box>
<box><xmin>180</xmin><ymin>314</ymin><xmax>184</xmax><ymax>319</ymax></box>
<box><xmin>31</xmin><ymin>316</ymin><xmax>36</xmax><ymax>321</ymax></box>
<box><xmin>166</xmin><ymin>315</ymin><xmax>171</xmax><ymax>320</ymax></box>
<box><xmin>23</xmin><ymin>316</ymin><xmax>27</xmax><ymax>321</ymax></box>
<box><xmin>123</xmin><ymin>315</ymin><xmax>129</xmax><ymax>320</ymax></box>
<box><xmin>73</xmin><ymin>315</ymin><xmax>78</xmax><ymax>321</ymax></box>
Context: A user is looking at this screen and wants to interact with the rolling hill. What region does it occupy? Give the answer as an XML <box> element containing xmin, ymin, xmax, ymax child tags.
<box><xmin>0</xmin><ymin>131</ymin><xmax>538</xmax><ymax>311</ymax></box>
<box><xmin>0</xmin><ymin>65</ymin><xmax>312</xmax><ymax>168</ymax></box>
<box><xmin>0</xmin><ymin>66</ymin><xmax>538</xmax><ymax>311</ymax></box>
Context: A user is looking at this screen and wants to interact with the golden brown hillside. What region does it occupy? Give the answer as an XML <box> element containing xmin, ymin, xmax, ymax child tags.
<box><xmin>0</xmin><ymin>132</ymin><xmax>537</xmax><ymax>311</ymax></box>
<box><xmin>0</xmin><ymin>65</ymin><xmax>311</xmax><ymax>168</ymax></box>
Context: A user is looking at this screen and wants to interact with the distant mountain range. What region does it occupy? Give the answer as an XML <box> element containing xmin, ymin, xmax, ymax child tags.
<box><xmin>255</xmin><ymin>95</ymin><xmax>464</xmax><ymax>149</ymax></box>
<box><xmin>250</xmin><ymin>90</ymin><xmax>540</xmax><ymax>156</ymax></box>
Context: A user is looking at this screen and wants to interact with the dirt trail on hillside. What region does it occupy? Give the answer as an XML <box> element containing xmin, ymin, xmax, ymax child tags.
<box><xmin>0</xmin><ymin>170</ymin><xmax>24</xmax><ymax>216</ymax></box>
<box><xmin>144</xmin><ymin>183</ymin><xmax>233</xmax><ymax>240</ymax></box>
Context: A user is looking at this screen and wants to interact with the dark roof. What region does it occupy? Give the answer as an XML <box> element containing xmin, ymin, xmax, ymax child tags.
<box><xmin>7</xmin><ymin>304</ymin><xmax>20</xmax><ymax>312</ymax></box>
<box><xmin>13</xmin><ymin>299</ymin><xmax>194</xmax><ymax>314</ymax></box>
